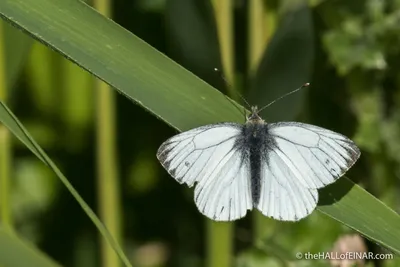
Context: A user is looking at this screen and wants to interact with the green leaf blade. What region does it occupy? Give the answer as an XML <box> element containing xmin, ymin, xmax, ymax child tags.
<box><xmin>0</xmin><ymin>227</ymin><xmax>61</xmax><ymax>267</ymax></box>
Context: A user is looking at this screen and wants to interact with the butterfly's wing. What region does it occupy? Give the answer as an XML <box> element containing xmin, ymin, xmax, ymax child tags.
<box><xmin>157</xmin><ymin>123</ymin><xmax>253</xmax><ymax>221</ymax></box>
<box><xmin>257</xmin><ymin>122</ymin><xmax>360</xmax><ymax>221</ymax></box>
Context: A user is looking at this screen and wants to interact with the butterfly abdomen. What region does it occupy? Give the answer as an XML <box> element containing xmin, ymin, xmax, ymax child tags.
<box><xmin>242</xmin><ymin>122</ymin><xmax>275</xmax><ymax>207</ymax></box>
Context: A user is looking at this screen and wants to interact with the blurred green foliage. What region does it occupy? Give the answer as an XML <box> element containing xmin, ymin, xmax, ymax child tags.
<box><xmin>1</xmin><ymin>0</ymin><xmax>400</xmax><ymax>267</ymax></box>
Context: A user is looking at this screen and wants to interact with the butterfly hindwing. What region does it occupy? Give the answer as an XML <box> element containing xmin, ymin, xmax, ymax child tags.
<box><xmin>258</xmin><ymin>148</ymin><xmax>318</xmax><ymax>221</ymax></box>
<box><xmin>156</xmin><ymin>123</ymin><xmax>253</xmax><ymax>221</ymax></box>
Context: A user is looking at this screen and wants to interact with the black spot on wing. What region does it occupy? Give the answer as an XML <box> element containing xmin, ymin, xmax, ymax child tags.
<box><xmin>320</xmin><ymin>138</ymin><xmax>357</xmax><ymax>168</ymax></box>
<box><xmin>318</xmin><ymin>148</ymin><xmax>346</xmax><ymax>177</ymax></box>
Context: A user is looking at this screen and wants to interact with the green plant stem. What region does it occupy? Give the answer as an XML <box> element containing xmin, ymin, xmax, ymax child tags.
<box><xmin>0</xmin><ymin>20</ymin><xmax>12</xmax><ymax>232</ymax></box>
<box><xmin>247</xmin><ymin>0</ymin><xmax>276</xmax><ymax>75</ymax></box>
<box><xmin>248</xmin><ymin>0</ymin><xmax>267</xmax><ymax>74</ymax></box>
<box><xmin>93</xmin><ymin>1</ymin><xmax>122</xmax><ymax>267</ymax></box>
<box><xmin>207</xmin><ymin>222</ymin><xmax>233</xmax><ymax>267</ymax></box>
<box><xmin>96</xmin><ymin>79</ymin><xmax>122</xmax><ymax>267</ymax></box>
<box><xmin>208</xmin><ymin>1</ymin><xmax>235</xmax><ymax>267</ymax></box>
<box><xmin>212</xmin><ymin>0</ymin><xmax>235</xmax><ymax>98</ymax></box>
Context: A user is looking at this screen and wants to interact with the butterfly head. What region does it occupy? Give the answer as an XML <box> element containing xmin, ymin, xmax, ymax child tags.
<box><xmin>246</xmin><ymin>106</ymin><xmax>265</xmax><ymax>123</ymax></box>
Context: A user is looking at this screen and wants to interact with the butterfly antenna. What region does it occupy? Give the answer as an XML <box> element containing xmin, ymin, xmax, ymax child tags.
<box><xmin>214</xmin><ymin>68</ymin><xmax>250</xmax><ymax>120</ymax></box>
<box><xmin>258</xmin><ymin>83</ymin><xmax>310</xmax><ymax>113</ymax></box>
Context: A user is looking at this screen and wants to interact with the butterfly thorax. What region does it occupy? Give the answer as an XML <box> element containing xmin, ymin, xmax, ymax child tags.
<box><xmin>246</xmin><ymin>106</ymin><xmax>265</xmax><ymax>124</ymax></box>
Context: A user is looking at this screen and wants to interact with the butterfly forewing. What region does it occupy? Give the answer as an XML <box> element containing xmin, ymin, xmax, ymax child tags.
<box><xmin>156</xmin><ymin>123</ymin><xmax>253</xmax><ymax>221</ymax></box>
<box><xmin>267</xmin><ymin>122</ymin><xmax>360</xmax><ymax>189</ymax></box>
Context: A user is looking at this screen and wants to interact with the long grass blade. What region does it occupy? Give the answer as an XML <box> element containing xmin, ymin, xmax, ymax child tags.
<box><xmin>0</xmin><ymin>101</ymin><xmax>132</xmax><ymax>267</ymax></box>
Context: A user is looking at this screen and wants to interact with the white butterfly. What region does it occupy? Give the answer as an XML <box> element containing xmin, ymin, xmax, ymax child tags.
<box><xmin>157</xmin><ymin>104</ymin><xmax>360</xmax><ymax>222</ymax></box>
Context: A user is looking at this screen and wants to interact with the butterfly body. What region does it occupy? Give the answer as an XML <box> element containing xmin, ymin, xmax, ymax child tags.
<box><xmin>157</xmin><ymin>106</ymin><xmax>360</xmax><ymax>222</ymax></box>
<box><xmin>239</xmin><ymin>115</ymin><xmax>273</xmax><ymax>208</ymax></box>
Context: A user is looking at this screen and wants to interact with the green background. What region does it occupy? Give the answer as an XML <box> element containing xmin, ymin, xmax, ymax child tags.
<box><xmin>0</xmin><ymin>0</ymin><xmax>399</xmax><ymax>266</ymax></box>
